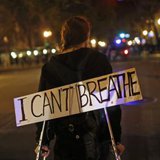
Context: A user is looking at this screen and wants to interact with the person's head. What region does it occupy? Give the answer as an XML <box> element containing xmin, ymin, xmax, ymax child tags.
<box><xmin>60</xmin><ymin>16</ymin><xmax>91</xmax><ymax>52</ymax></box>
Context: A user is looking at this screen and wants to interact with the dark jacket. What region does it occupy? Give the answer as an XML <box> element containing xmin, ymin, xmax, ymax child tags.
<box><xmin>36</xmin><ymin>48</ymin><xmax>121</xmax><ymax>160</ymax></box>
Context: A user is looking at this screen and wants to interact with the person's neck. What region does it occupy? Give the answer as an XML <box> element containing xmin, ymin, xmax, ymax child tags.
<box><xmin>62</xmin><ymin>41</ymin><xmax>90</xmax><ymax>54</ymax></box>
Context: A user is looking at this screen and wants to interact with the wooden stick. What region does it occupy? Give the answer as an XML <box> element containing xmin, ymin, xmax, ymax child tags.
<box><xmin>36</xmin><ymin>121</ymin><xmax>46</xmax><ymax>160</ymax></box>
<box><xmin>103</xmin><ymin>108</ymin><xmax>121</xmax><ymax>160</ymax></box>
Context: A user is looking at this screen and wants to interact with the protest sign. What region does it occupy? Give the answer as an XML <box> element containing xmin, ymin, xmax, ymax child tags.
<box><xmin>14</xmin><ymin>68</ymin><xmax>142</xmax><ymax>127</ymax></box>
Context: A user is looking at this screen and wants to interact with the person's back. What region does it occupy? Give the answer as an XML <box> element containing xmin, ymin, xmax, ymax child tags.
<box><xmin>35</xmin><ymin>16</ymin><xmax>125</xmax><ymax>160</ymax></box>
<box><xmin>40</xmin><ymin>47</ymin><xmax>112</xmax><ymax>88</ymax></box>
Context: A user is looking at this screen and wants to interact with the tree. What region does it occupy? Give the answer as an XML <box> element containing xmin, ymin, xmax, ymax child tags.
<box><xmin>1</xmin><ymin>0</ymin><xmax>160</xmax><ymax>51</ymax></box>
<box><xmin>0</xmin><ymin>5</ymin><xmax>14</xmax><ymax>52</ymax></box>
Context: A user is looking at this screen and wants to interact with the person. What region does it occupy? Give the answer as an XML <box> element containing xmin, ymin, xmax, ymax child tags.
<box><xmin>35</xmin><ymin>16</ymin><xmax>125</xmax><ymax>160</ymax></box>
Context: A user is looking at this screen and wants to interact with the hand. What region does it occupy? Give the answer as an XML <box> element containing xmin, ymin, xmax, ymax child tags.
<box><xmin>41</xmin><ymin>145</ymin><xmax>50</xmax><ymax>158</ymax></box>
<box><xmin>35</xmin><ymin>145</ymin><xmax>50</xmax><ymax>158</ymax></box>
<box><xmin>116</xmin><ymin>143</ymin><xmax>125</xmax><ymax>156</ymax></box>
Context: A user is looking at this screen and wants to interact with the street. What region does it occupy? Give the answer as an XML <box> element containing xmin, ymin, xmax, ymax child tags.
<box><xmin>0</xmin><ymin>58</ymin><xmax>160</xmax><ymax>160</ymax></box>
<box><xmin>0</xmin><ymin>68</ymin><xmax>41</xmax><ymax>160</ymax></box>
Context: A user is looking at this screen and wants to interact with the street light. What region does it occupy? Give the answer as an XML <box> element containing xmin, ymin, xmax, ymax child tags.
<box><xmin>142</xmin><ymin>30</ymin><xmax>148</xmax><ymax>36</ymax></box>
<box><xmin>134</xmin><ymin>37</ymin><xmax>141</xmax><ymax>45</ymax></box>
<box><xmin>90</xmin><ymin>39</ymin><xmax>97</xmax><ymax>48</ymax></box>
<box><xmin>43</xmin><ymin>30</ymin><xmax>52</xmax><ymax>38</ymax></box>
<box><xmin>43</xmin><ymin>49</ymin><xmax>48</xmax><ymax>55</ymax></box>
<box><xmin>11</xmin><ymin>52</ymin><xmax>17</xmax><ymax>59</ymax></box>
<box><xmin>26</xmin><ymin>50</ymin><xmax>32</xmax><ymax>56</ymax></box>
<box><xmin>98</xmin><ymin>41</ymin><xmax>106</xmax><ymax>47</ymax></box>
<box><xmin>18</xmin><ymin>53</ymin><xmax>23</xmax><ymax>58</ymax></box>
<box><xmin>43</xmin><ymin>30</ymin><xmax>52</xmax><ymax>49</ymax></box>
<box><xmin>157</xmin><ymin>18</ymin><xmax>160</xmax><ymax>25</ymax></box>
<box><xmin>51</xmin><ymin>48</ymin><xmax>56</xmax><ymax>54</ymax></box>
<box><xmin>127</xmin><ymin>40</ymin><xmax>132</xmax><ymax>46</ymax></box>
<box><xmin>33</xmin><ymin>50</ymin><xmax>39</xmax><ymax>56</ymax></box>
<box><xmin>148</xmin><ymin>30</ymin><xmax>155</xmax><ymax>38</ymax></box>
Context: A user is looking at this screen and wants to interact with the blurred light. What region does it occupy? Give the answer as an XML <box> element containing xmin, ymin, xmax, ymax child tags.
<box><xmin>11</xmin><ymin>52</ymin><xmax>17</xmax><ymax>59</ymax></box>
<box><xmin>157</xmin><ymin>18</ymin><xmax>160</xmax><ymax>25</ymax></box>
<box><xmin>3</xmin><ymin>36</ymin><xmax>9</xmax><ymax>43</ymax></box>
<box><xmin>122</xmin><ymin>39</ymin><xmax>126</xmax><ymax>43</ymax></box>
<box><xmin>90</xmin><ymin>39</ymin><xmax>97</xmax><ymax>47</ymax></box>
<box><xmin>124</xmin><ymin>49</ymin><xmax>129</xmax><ymax>55</ymax></box>
<box><xmin>115</xmin><ymin>39</ymin><xmax>121</xmax><ymax>44</ymax></box>
<box><xmin>26</xmin><ymin>50</ymin><xmax>32</xmax><ymax>56</ymax></box>
<box><xmin>43</xmin><ymin>30</ymin><xmax>52</xmax><ymax>38</ymax></box>
<box><xmin>33</xmin><ymin>50</ymin><xmax>39</xmax><ymax>56</ymax></box>
<box><xmin>125</xmin><ymin>34</ymin><xmax>130</xmax><ymax>38</ymax></box>
<box><xmin>90</xmin><ymin>39</ymin><xmax>96</xmax><ymax>44</ymax></box>
<box><xmin>119</xmin><ymin>33</ymin><xmax>125</xmax><ymax>38</ymax></box>
<box><xmin>18</xmin><ymin>53</ymin><xmax>23</xmax><ymax>58</ymax></box>
<box><xmin>141</xmin><ymin>39</ymin><xmax>146</xmax><ymax>45</ymax></box>
<box><xmin>132</xmin><ymin>40</ymin><xmax>136</xmax><ymax>45</ymax></box>
<box><xmin>142</xmin><ymin>30</ymin><xmax>148</xmax><ymax>36</ymax></box>
<box><xmin>51</xmin><ymin>48</ymin><xmax>56</xmax><ymax>54</ymax></box>
<box><xmin>98</xmin><ymin>41</ymin><xmax>106</xmax><ymax>47</ymax></box>
<box><xmin>148</xmin><ymin>30</ymin><xmax>154</xmax><ymax>38</ymax></box>
<box><xmin>43</xmin><ymin>49</ymin><xmax>48</xmax><ymax>54</ymax></box>
<box><xmin>134</xmin><ymin>37</ymin><xmax>141</xmax><ymax>45</ymax></box>
<box><xmin>127</xmin><ymin>40</ymin><xmax>133</xmax><ymax>46</ymax></box>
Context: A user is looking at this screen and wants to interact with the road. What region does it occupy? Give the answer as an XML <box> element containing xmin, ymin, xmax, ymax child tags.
<box><xmin>0</xmin><ymin>58</ymin><xmax>160</xmax><ymax>160</ymax></box>
<box><xmin>113</xmin><ymin>59</ymin><xmax>160</xmax><ymax>160</ymax></box>
<box><xmin>0</xmin><ymin>68</ymin><xmax>41</xmax><ymax>160</ymax></box>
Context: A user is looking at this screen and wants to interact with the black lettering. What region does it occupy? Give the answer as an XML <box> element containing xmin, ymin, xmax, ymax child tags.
<box><xmin>112</xmin><ymin>74</ymin><xmax>123</xmax><ymax>98</ymax></box>
<box><xmin>121</xmin><ymin>73</ymin><xmax>131</xmax><ymax>97</ymax></box>
<box><xmin>108</xmin><ymin>75</ymin><xmax>122</xmax><ymax>99</ymax></box>
<box><xmin>42</xmin><ymin>92</ymin><xmax>53</xmax><ymax>116</ymax></box>
<box><xmin>50</xmin><ymin>89</ymin><xmax>62</xmax><ymax>112</ymax></box>
<box><xmin>97</xmin><ymin>77</ymin><xmax>109</xmax><ymax>102</ymax></box>
<box><xmin>128</xmin><ymin>71</ymin><xmax>141</xmax><ymax>96</ymax></box>
<box><xmin>17</xmin><ymin>97</ymin><xmax>28</xmax><ymax>122</ymax></box>
<box><xmin>31</xmin><ymin>94</ymin><xmax>42</xmax><ymax>117</ymax></box>
<box><xmin>86</xmin><ymin>81</ymin><xmax>101</xmax><ymax>105</ymax></box>
<box><xmin>62</xmin><ymin>87</ymin><xmax>73</xmax><ymax>111</ymax></box>
<box><xmin>77</xmin><ymin>84</ymin><xmax>88</xmax><ymax>108</ymax></box>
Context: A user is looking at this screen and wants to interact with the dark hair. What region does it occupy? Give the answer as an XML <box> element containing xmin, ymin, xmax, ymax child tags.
<box><xmin>60</xmin><ymin>16</ymin><xmax>91</xmax><ymax>51</ymax></box>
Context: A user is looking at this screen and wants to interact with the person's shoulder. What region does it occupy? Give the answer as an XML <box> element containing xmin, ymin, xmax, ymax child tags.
<box><xmin>49</xmin><ymin>53</ymin><xmax>60</xmax><ymax>61</ymax></box>
<box><xmin>84</xmin><ymin>48</ymin><xmax>107</xmax><ymax>57</ymax></box>
<box><xmin>41</xmin><ymin>54</ymin><xmax>57</xmax><ymax>71</ymax></box>
<box><xmin>84</xmin><ymin>48</ymin><xmax>109</xmax><ymax>62</ymax></box>
<box><xmin>46</xmin><ymin>53</ymin><xmax>60</xmax><ymax>65</ymax></box>
<box><xmin>81</xmin><ymin>47</ymin><xmax>99</xmax><ymax>54</ymax></box>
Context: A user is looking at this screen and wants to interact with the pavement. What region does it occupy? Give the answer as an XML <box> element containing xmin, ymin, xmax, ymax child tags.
<box><xmin>0</xmin><ymin>63</ymin><xmax>43</xmax><ymax>73</ymax></box>
<box><xmin>140</xmin><ymin>51</ymin><xmax>160</xmax><ymax>58</ymax></box>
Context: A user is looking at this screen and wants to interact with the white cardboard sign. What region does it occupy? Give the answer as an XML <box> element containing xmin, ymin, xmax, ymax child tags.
<box><xmin>14</xmin><ymin>68</ymin><xmax>142</xmax><ymax>127</ymax></box>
